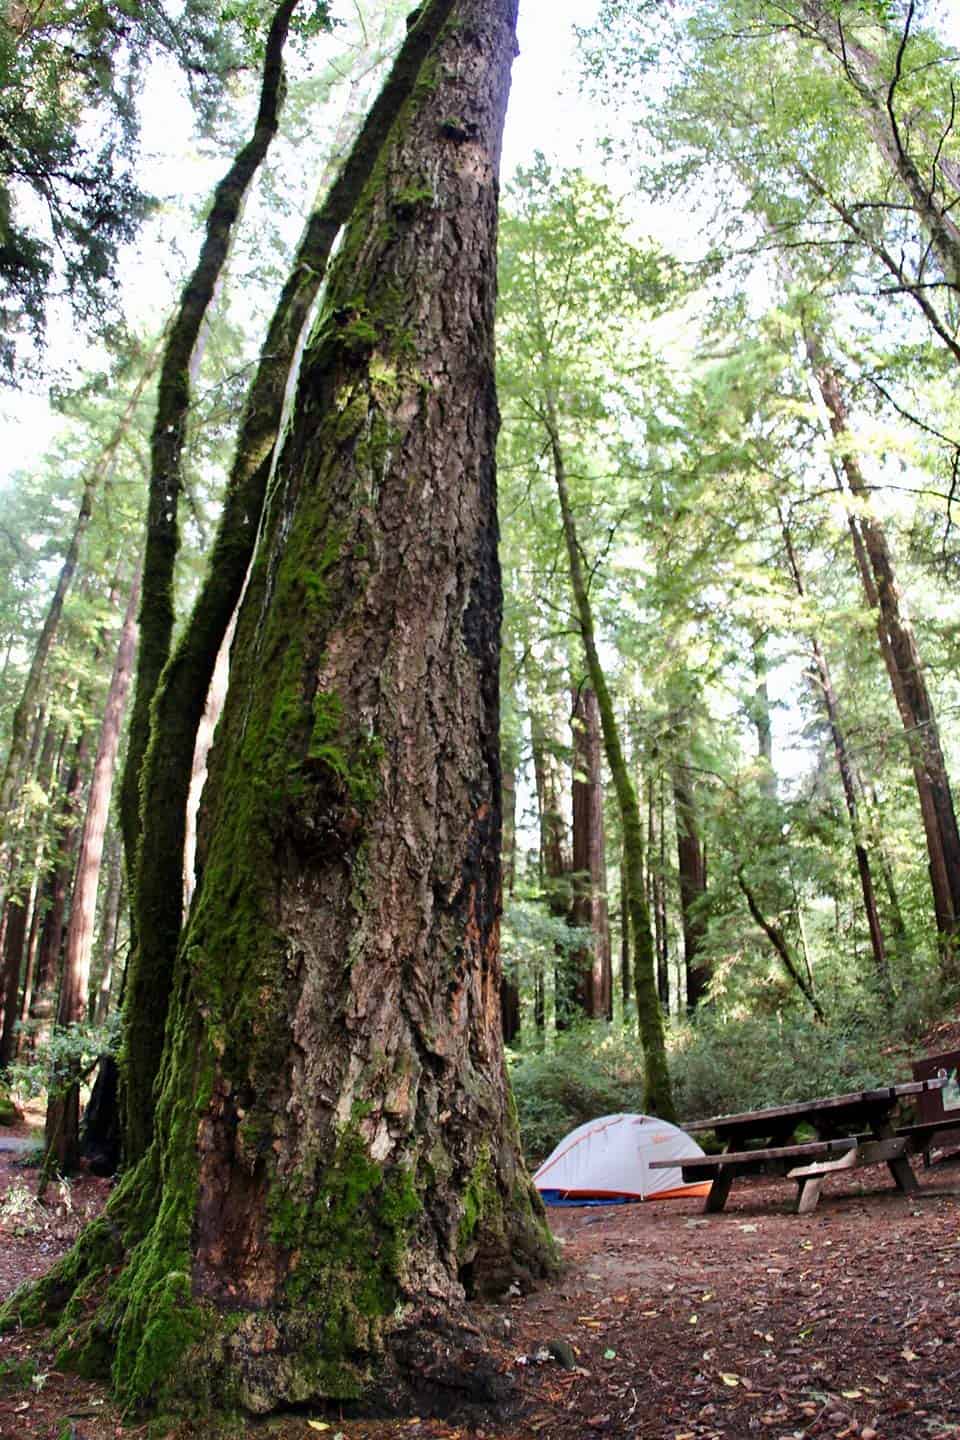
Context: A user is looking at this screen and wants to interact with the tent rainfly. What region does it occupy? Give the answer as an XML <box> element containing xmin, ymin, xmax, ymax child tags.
<box><xmin>533</xmin><ymin>1112</ymin><xmax>712</xmax><ymax>1205</ymax></box>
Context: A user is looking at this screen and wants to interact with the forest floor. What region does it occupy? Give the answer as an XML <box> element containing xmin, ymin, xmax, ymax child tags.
<box><xmin>2</xmin><ymin>1055</ymin><xmax>960</xmax><ymax>1439</ymax></box>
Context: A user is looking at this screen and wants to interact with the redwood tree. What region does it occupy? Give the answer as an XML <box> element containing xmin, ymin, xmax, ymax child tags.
<box><xmin>3</xmin><ymin>0</ymin><xmax>554</xmax><ymax>1413</ymax></box>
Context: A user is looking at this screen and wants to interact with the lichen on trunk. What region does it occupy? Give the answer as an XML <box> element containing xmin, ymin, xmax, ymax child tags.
<box><xmin>2</xmin><ymin>0</ymin><xmax>555</xmax><ymax>1415</ymax></box>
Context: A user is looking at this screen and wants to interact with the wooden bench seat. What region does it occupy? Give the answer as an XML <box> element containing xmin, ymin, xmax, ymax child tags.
<box><xmin>650</xmin><ymin>1135</ymin><xmax>910</xmax><ymax>1213</ymax></box>
<box><xmin>896</xmin><ymin>1119</ymin><xmax>960</xmax><ymax>1162</ymax></box>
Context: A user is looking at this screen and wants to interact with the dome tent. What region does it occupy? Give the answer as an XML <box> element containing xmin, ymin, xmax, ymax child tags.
<box><xmin>533</xmin><ymin>1112</ymin><xmax>711</xmax><ymax>1205</ymax></box>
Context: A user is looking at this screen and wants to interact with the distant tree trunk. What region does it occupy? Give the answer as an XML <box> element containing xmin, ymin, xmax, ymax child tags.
<box><xmin>779</xmin><ymin>507</ymin><xmax>894</xmax><ymax>1005</ymax></box>
<box><xmin>650</xmin><ymin>772</ymin><xmax>669</xmax><ymax>1010</ymax></box>
<box><xmin>0</xmin><ymin>711</ymin><xmax>58</xmax><ymax>1065</ymax></box>
<box><xmin>531</xmin><ymin>705</ymin><xmax>572</xmax><ymax>1028</ymax></box>
<box><xmin>805</xmin><ymin>328</ymin><xmax>960</xmax><ymax>972</ymax></box>
<box><xmin>92</xmin><ymin>830</ymin><xmax>124</xmax><ymax>1024</ymax></box>
<box><xmin>500</xmin><ymin>761</ymin><xmax>520</xmax><ymax>1043</ymax></box>
<box><xmin>570</xmin><ymin>686</ymin><xmax>612</xmax><ymax>1020</ymax></box>
<box><xmin>620</xmin><ymin>858</ymin><xmax>631</xmax><ymax>1009</ymax></box>
<box><xmin>28</xmin><ymin>731</ymin><xmax>91</xmax><ymax>1046</ymax></box>
<box><xmin>0</xmin><ymin>349</ymin><xmax>159</xmax><ymax>855</ymax></box>
<box><xmin>46</xmin><ymin>565</ymin><xmax>140</xmax><ymax>1173</ymax></box>
<box><xmin>123</xmin><ymin>0</ymin><xmax>463</xmax><ymax>1164</ymax></box>
<box><xmin>672</xmin><ymin>763</ymin><xmax>709</xmax><ymax>1010</ymax></box>
<box><xmin>545</xmin><ymin>398</ymin><xmax>674</xmax><ymax>1117</ymax></box>
<box><xmin>751</xmin><ymin>633</ymin><xmax>776</xmax><ymax>796</ymax></box>
<box><xmin>8</xmin><ymin>0</ymin><xmax>555</xmax><ymax>1409</ymax></box>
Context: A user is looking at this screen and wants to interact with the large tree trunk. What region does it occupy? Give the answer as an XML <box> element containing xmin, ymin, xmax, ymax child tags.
<box><xmin>46</xmin><ymin>565</ymin><xmax>141</xmax><ymax>1173</ymax></box>
<box><xmin>123</xmin><ymin>0</ymin><xmax>464</xmax><ymax>1165</ymax></box>
<box><xmin>4</xmin><ymin>0</ymin><xmax>554</xmax><ymax>1413</ymax></box>
<box><xmin>570</xmin><ymin>686</ymin><xmax>612</xmax><ymax>1020</ymax></box>
<box><xmin>544</xmin><ymin>399</ymin><xmax>674</xmax><ymax>1117</ymax></box>
<box><xmin>805</xmin><ymin>329</ymin><xmax>960</xmax><ymax>970</ymax></box>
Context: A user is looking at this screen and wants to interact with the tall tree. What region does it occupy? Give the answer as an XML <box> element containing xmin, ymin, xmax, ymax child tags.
<box><xmin>124</xmin><ymin>0</ymin><xmax>462</xmax><ymax>1162</ymax></box>
<box><xmin>4</xmin><ymin>0</ymin><xmax>554</xmax><ymax>1413</ymax></box>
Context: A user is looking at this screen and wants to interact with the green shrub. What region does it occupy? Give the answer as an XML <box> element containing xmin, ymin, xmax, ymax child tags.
<box><xmin>510</xmin><ymin>1027</ymin><xmax>647</xmax><ymax>1165</ymax></box>
<box><xmin>669</xmin><ymin>1009</ymin><xmax>912</xmax><ymax>1122</ymax></box>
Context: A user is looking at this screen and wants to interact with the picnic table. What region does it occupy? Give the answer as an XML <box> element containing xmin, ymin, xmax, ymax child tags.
<box><xmin>649</xmin><ymin>1078</ymin><xmax>945</xmax><ymax>1214</ymax></box>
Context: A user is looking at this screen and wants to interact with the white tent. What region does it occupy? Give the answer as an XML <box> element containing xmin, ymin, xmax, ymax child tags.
<box><xmin>533</xmin><ymin>1112</ymin><xmax>711</xmax><ymax>1204</ymax></box>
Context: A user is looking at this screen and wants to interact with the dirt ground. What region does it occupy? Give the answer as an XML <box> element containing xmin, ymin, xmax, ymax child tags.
<box><xmin>1</xmin><ymin>1096</ymin><xmax>960</xmax><ymax>1439</ymax></box>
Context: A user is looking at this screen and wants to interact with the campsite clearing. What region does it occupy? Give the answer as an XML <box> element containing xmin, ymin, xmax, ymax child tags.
<box><xmin>1</xmin><ymin>1131</ymin><xmax>959</xmax><ymax>1439</ymax></box>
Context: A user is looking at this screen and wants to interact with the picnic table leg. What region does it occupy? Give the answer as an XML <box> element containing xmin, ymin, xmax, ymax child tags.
<box><xmin>794</xmin><ymin>1175</ymin><xmax>824</xmax><ymax>1215</ymax></box>
<box><xmin>872</xmin><ymin>1120</ymin><xmax>919</xmax><ymax>1194</ymax></box>
<box><xmin>705</xmin><ymin>1170</ymin><xmax>733</xmax><ymax>1213</ymax></box>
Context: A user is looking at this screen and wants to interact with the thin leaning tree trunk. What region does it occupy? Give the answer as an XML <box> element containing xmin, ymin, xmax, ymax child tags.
<box><xmin>123</xmin><ymin>0</ymin><xmax>462</xmax><ymax>1164</ymax></box>
<box><xmin>799</xmin><ymin>0</ymin><xmax>960</xmax><ymax>291</ymax></box>
<box><xmin>805</xmin><ymin>328</ymin><xmax>960</xmax><ymax>967</ymax></box>
<box><xmin>119</xmin><ymin>0</ymin><xmax>302</xmax><ymax>906</ymax></box>
<box><xmin>545</xmin><ymin>396</ymin><xmax>674</xmax><ymax>1118</ymax></box>
<box><xmin>779</xmin><ymin>507</ymin><xmax>894</xmax><ymax>1005</ymax></box>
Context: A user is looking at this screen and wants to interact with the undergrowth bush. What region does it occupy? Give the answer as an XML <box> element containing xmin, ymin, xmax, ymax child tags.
<box><xmin>509</xmin><ymin>1028</ymin><xmax>646</xmax><ymax>1165</ymax></box>
<box><xmin>669</xmin><ymin>1010</ymin><xmax>912</xmax><ymax>1122</ymax></box>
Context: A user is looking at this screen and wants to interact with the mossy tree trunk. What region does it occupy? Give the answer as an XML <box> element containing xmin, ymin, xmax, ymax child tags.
<box><xmin>4</xmin><ymin>0</ymin><xmax>554</xmax><ymax>1414</ymax></box>
<box><xmin>543</xmin><ymin>400</ymin><xmax>675</xmax><ymax>1119</ymax></box>
<box><xmin>123</xmin><ymin>0</ymin><xmax>464</xmax><ymax>1165</ymax></box>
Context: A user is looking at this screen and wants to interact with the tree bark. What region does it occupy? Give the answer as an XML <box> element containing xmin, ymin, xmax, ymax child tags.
<box><xmin>123</xmin><ymin>0</ymin><xmax>465</xmax><ymax>1164</ymax></box>
<box><xmin>544</xmin><ymin>398</ymin><xmax>674</xmax><ymax>1117</ymax></box>
<box><xmin>46</xmin><ymin>564</ymin><xmax>140</xmax><ymax>1173</ymax></box>
<box><xmin>5</xmin><ymin>0</ymin><xmax>555</xmax><ymax>1412</ymax></box>
<box><xmin>570</xmin><ymin>686</ymin><xmax>612</xmax><ymax>1020</ymax></box>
